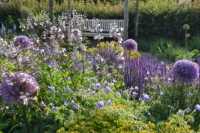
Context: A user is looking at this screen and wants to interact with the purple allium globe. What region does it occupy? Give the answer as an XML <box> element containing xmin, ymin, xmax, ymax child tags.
<box><xmin>172</xmin><ymin>59</ymin><xmax>199</xmax><ymax>83</ymax></box>
<box><xmin>14</xmin><ymin>35</ymin><xmax>31</xmax><ymax>48</ymax></box>
<box><xmin>0</xmin><ymin>72</ymin><xmax>39</xmax><ymax>104</ymax></box>
<box><xmin>123</xmin><ymin>39</ymin><xmax>138</xmax><ymax>51</ymax></box>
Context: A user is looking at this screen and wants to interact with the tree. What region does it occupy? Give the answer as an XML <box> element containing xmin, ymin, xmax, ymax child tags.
<box><xmin>49</xmin><ymin>0</ymin><xmax>53</xmax><ymax>24</ymax></box>
<box><xmin>134</xmin><ymin>0</ymin><xmax>139</xmax><ymax>41</ymax></box>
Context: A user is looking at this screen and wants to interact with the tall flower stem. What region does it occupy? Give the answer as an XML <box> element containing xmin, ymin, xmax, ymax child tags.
<box><xmin>179</xmin><ymin>84</ymin><xmax>185</xmax><ymax>109</ymax></box>
<box><xmin>22</xmin><ymin>105</ymin><xmax>30</xmax><ymax>133</ymax></box>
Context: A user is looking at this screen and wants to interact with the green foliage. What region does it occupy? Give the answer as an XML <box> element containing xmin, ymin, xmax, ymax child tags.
<box><xmin>148</xmin><ymin>36</ymin><xmax>199</xmax><ymax>62</ymax></box>
<box><xmin>189</xmin><ymin>34</ymin><xmax>200</xmax><ymax>50</ymax></box>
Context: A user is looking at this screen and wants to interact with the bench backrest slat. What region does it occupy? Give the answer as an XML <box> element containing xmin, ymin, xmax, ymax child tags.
<box><xmin>84</xmin><ymin>19</ymin><xmax>124</xmax><ymax>32</ymax></box>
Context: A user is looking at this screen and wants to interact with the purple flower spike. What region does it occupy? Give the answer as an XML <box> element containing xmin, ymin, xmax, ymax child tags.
<box><xmin>0</xmin><ymin>72</ymin><xmax>39</xmax><ymax>104</ymax></box>
<box><xmin>123</xmin><ymin>39</ymin><xmax>138</xmax><ymax>51</ymax></box>
<box><xmin>95</xmin><ymin>101</ymin><xmax>104</xmax><ymax>107</ymax></box>
<box><xmin>14</xmin><ymin>35</ymin><xmax>31</xmax><ymax>48</ymax></box>
<box><xmin>172</xmin><ymin>59</ymin><xmax>199</xmax><ymax>83</ymax></box>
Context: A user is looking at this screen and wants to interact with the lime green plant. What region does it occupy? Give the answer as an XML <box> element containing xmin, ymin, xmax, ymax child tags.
<box><xmin>183</xmin><ymin>24</ymin><xmax>190</xmax><ymax>49</ymax></box>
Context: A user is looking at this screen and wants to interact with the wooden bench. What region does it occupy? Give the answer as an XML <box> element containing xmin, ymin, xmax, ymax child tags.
<box><xmin>82</xmin><ymin>19</ymin><xmax>124</xmax><ymax>38</ymax></box>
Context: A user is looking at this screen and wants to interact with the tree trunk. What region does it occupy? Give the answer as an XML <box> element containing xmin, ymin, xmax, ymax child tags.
<box><xmin>123</xmin><ymin>0</ymin><xmax>129</xmax><ymax>41</ymax></box>
<box><xmin>49</xmin><ymin>0</ymin><xmax>53</xmax><ymax>24</ymax></box>
<box><xmin>134</xmin><ymin>0</ymin><xmax>139</xmax><ymax>41</ymax></box>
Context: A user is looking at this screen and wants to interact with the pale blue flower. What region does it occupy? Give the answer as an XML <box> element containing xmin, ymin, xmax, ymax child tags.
<box><xmin>188</xmin><ymin>92</ymin><xmax>193</xmax><ymax>96</ymax></box>
<box><xmin>134</xmin><ymin>86</ymin><xmax>139</xmax><ymax>89</ymax></box>
<box><xmin>112</xmin><ymin>80</ymin><xmax>117</xmax><ymax>84</ymax></box>
<box><xmin>65</xmin><ymin>86</ymin><xmax>69</xmax><ymax>91</ymax></box>
<box><xmin>107</xmin><ymin>99</ymin><xmax>112</xmax><ymax>104</ymax></box>
<box><xmin>91</xmin><ymin>91</ymin><xmax>96</xmax><ymax>95</ymax></box>
<box><xmin>95</xmin><ymin>101</ymin><xmax>104</xmax><ymax>107</ymax></box>
<box><xmin>139</xmin><ymin>93</ymin><xmax>150</xmax><ymax>100</ymax></box>
<box><xmin>177</xmin><ymin>110</ymin><xmax>183</xmax><ymax>115</ymax></box>
<box><xmin>104</xmin><ymin>87</ymin><xmax>111</xmax><ymax>92</ymax></box>
<box><xmin>90</xmin><ymin>83</ymin><xmax>95</xmax><ymax>87</ymax></box>
<box><xmin>52</xmin><ymin>107</ymin><xmax>58</xmax><ymax>110</ymax></box>
<box><xmin>95</xmin><ymin>83</ymin><xmax>101</xmax><ymax>88</ymax></box>
<box><xmin>73</xmin><ymin>105</ymin><xmax>78</xmax><ymax>110</ymax></box>
<box><xmin>160</xmin><ymin>92</ymin><xmax>164</xmax><ymax>95</ymax></box>
<box><xmin>116</xmin><ymin>92</ymin><xmax>121</xmax><ymax>97</ymax></box>
<box><xmin>48</xmin><ymin>86</ymin><xmax>55</xmax><ymax>92</ymax></box>
<box><xmin>152</xmin><ymin>85</ymin><xmax>157</xmax><ymax>89</ymax></box>
<box><xmin>88</xmin><ymin>77</ymin><xmax>94</xmax><ymax>81</ymax></box>
<box><xmin>64</xmin><ymin>101</ymin><xmax>68</xmax><ymax>106</ymax></box>
<box><xmin>195</xmin><ymin>104</ymin><xmax>200</xmax><ymax>111</ymax></box>
<box><xmin>70</xmin><ymin>100</ymin><xmax>75</xmax><ymax>105</ymax></box>
<box><xmin>132</xmin><ymin>91</ymin><xmax>137</xmax><ymax>95</ymax></box>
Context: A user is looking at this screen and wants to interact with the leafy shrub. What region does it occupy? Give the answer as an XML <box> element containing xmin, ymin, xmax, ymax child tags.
<box><xmin>189</xmin><ymin>34</ymin><xmax>200</xmax><ymax>50</ymax></box>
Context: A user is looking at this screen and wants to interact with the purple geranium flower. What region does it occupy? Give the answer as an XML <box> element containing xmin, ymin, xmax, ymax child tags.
<box><xmin>14</xmin><ymin>35</ymin><xmax>31</xmax><ymax>48</ymax></box>
<box><xmin>123</xmin><ymin>39</ymin><xmax>138</xmax><ymax>51</ymax></box>
<box><xmin>0</xmin><ymin>72</ymin><xmax>39</xmax><ymax>104</ymax></box>
<box><xmin>172</xmin><ymin>59</ymin><xmax>199</xmax><ymax>83</ymax></box>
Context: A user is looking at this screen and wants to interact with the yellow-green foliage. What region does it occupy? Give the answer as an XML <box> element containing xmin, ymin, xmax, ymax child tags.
<box><xmin>56</xmin><ymin>111</ymin><xmax>197</xmax><ymax>132</ymax></box>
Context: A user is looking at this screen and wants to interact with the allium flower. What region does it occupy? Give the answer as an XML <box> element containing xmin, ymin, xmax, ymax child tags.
<box><xmin>95</xmin><ymin>101</ymin><xmax>104</xmax><ymax>107</ymax></box>
<box><xmin>14</xmin><ymin>35</ymin><xmax>31</xmax><ymax>48</ymax></box>
<box><xmin>123</xmin><ymin>39</ymin><xmax>138</xmax><ymax>51</ymax></box>
<box><xmin>172</xmin><ymin>59</ymin><xmax>199</xmax><ymax>83</ymax></box>
<box><xmin>0</xmin><ymin>72</ymin><xmax>39</xmax><ymax>104</ymax></box>
<box><xmin>195</xmin><ymin>104</ymin><xmax>200</xmax><ymax>111</ymax></box>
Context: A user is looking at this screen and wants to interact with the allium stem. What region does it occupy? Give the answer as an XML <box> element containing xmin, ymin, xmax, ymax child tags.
<box><xmin>22</xmin><ymin>105</ymin><xmax>30</xmax><ymax>133</ymax></box>
<box><xmin>179</xmin><ymin>84</ymin><xmax>185</xmax><ymax>109</ymax></box>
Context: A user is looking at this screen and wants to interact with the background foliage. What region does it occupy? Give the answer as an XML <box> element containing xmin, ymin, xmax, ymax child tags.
<box><xmin>1</xmin><ymin>0</ymin><xmax>200</xmax><ymax>39</ymax></box>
